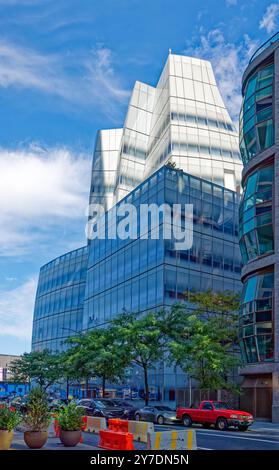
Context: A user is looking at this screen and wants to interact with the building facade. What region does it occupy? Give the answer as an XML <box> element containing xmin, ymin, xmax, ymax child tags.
<box><xmin>89</xmin><ymin>53</ymin><xmax>242</xmax><ymax>210</ymax></box>
<box><xmin>239</xmin><ymin>32</ymin><xmax>279</xmax><ymax>422</ymax></box>
<box><xmin>32</xmin><ymin>246</ymin><xmax>88</xmax><ymax>351</ymax></box>
<box><xmin>0</xmin><ymin>354</ymin><xmax>28</xmax><ymax>398</ymax></box>
<box><xmin>84</xmin><ymin>166</ymin><xmax>241</xmax><ymax>399</ymax></box>
<box><xmin>32</xmin><ymin>52</ymin><xmax>243</xmax><ymax>400</ymax></box>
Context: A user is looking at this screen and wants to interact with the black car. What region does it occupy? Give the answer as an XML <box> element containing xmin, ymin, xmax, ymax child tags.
<box><xmin>76</xmin><ymin>399</ymin><xmax>126</xmax><ymax>420</ymax></box>
<box><xmin>48</xmin><ymin>398</ymin><xmax>69</xmax><ymax>412</ymax></box>
<box><xmin>110</xmin><ymin>399</ymin><xmax>138</xmax><ymax>420</ymax></box>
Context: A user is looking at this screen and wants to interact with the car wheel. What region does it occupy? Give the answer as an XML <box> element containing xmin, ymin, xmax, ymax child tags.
<box><xmin>157</xmin><ymin>415</ymin><xmax>164</xmax><ymax>425</ymax></box>
<box><xmin>238</xmin><ymin>425</ymin><xmax>248</xmax><ymax>432</ymax></box>
<box><xmin>216</xmin><ymin>417</ymin><xmax>228</xmax><ymax>431</ymax></box>
<box><xmin>182</xmin><ymin>414</ymin><xmax>192</xmax><ymax>427</ymax></box>
<box><xmin>135</xmin><ymin>414</ymin><xmax>141</xmax><ymax>421</ymax></box>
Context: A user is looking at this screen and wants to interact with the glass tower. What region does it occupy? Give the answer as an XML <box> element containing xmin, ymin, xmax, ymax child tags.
<box><xmin>32</xmin><ymin>52</ymin><xmax>243</xmax><ymax>400</ymax></box>
<box><xmin>239</xmin><ymin>32</ymin><xmax>279</xmax><ymax>422</ymax></box>
<box><xmin>89</xmin><ymin>53</ymin><xmax>243</xmax><ymax>210</ymax></box>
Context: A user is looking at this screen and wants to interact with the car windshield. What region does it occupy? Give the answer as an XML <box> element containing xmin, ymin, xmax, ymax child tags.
<box><xmin>94</xmin><ymin>400</ymin><xmax>115</xmax><ymax>408</ymax></box>
<box><xmin>213</xmin><ymin>402</ymin><xmax>230</xmax><ymax>410</ymax></box>
<box><xmin>155</xmin><ymin>406</ymin><xmax>173</xmax><ymax>411</ymax></box>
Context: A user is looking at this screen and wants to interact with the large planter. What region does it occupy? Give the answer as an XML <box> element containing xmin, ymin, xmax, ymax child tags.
<box><xmin>24</xmin><ymin>431</ymin><xmax>48</xmax><ymax>449</ymax></box>
<box><xmin>59</xmin><ymin>429</ymin><xmax>81</xmax><ymax>447</ymax></box>
<box><xmin>0</xmin><ymin>430</ymin><xmax>14</xmax><ymax>450</ymax></box>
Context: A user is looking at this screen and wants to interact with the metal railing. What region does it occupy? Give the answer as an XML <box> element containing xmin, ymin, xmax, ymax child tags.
<box><xmin>249</xmin><ymin>30</ymin><xmax>279</xmax><ymax>64</ymax></box>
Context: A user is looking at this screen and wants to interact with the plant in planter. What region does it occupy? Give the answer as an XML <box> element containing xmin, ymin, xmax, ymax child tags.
<box><xmin>23</xmin><ymin>387</ymin><xmax>51</xmax><ymax>449</ymax></box>
<box><xmin>0</xmin><ymin>404</ymin><xmax>21</xmax><ymax>450</ymax></box>
<box><xmin>57</xmin><ymin>402</ymin><xmax>83</xmax><ymax>447</ymax></box>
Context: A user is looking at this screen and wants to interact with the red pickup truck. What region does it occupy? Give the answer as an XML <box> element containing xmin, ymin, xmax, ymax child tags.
<box><xmin>177</xmin><ymin>400</ymin><xmax>254</xmax><ymax>431</ymax></box>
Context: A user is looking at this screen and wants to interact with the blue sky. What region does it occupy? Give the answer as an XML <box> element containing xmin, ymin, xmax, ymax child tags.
<box><xmin>0</xmin><ymin>0</ymin><xmax>278</xmax><ymax>355</ymax></box>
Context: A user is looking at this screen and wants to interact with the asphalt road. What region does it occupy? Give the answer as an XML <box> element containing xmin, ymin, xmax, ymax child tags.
<box><xmin>82</xmin><ymin>423</ymin><xmax>279</xmax><ymax>451</ymax></box>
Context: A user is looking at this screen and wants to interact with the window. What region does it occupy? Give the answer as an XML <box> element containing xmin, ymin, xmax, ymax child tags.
<box><xmin>239</xmin><ymin>165</ymin><xmax>273</xmax><ymax>262</ymax></box>
<box><xmin>240</xmin><ymin>271</ymin><xmax>274</xmax><ymax>364</ymax></box>
<box><xmin>240</xmin><ymin>63</ymin><xmax>274</xmax><ymax>163</ymax></box>
<box><xmin>202</xmin><ymin>402</ymin><xmax>213</xmax><ymax>410</ymax></box>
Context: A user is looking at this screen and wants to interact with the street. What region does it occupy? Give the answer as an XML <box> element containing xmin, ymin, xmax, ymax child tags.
<box><xmin>81</xmin><ymin>423</ymin><xmax>279</xmax><ymax>451</ymax></box>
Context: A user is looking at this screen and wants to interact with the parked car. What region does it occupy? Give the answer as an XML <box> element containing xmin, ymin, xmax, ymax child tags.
<box><xmin>110</xmin><ymin>399</ymin><xmax>138</xmax><ymax>420</ymax></box>
<box><xmin>10</xmin><ymin>396</ymin><xmax>28</xmax><ymax>413</ymax></box>
<box><xmin>48</xmin><ymin>398</ymin><xmax>69</xmax><ymax>412</ymax></box>
<box><xmin>134</xmin><ymin>405</ymin><xmax>178</xmax><ymax>425</ymax></box>
<box><xmin>176</xmin><ymin>400</ymin><xmax>254</xmax><ymax>431</ymax></box>
<box><xmin>76</xmin><ymin>399</ymin><xmax>126</xmax><ymax>420</ymax></box>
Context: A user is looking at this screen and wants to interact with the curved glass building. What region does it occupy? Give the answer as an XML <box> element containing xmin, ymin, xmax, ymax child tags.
<box><xmin>32</xmin><ymin>52</ymin><xmax>242</xmax><ymax>401</ymax></box>
<box><xmin>32</xmin><ymin>246</ymin><xmax>88</xmax><ymax>351</ymax></box>
<box><xmin>239</xmin><ymin>32</ymin><xmax>279</xmax><ymax>422</ymax></box>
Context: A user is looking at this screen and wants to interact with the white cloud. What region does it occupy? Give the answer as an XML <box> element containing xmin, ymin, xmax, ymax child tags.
<box><xmin>259</xmin><ymin>3</ymin><xmax>279</xmax><ymax>34</ymax></box>
<box><xmin>0</xmin><ymin>144</ymin><xmax>91</xmax><ymax>256</ymax></box>
<box><xmin>0</xmin><ymin>278</ymin><xmax>37</xmax><ymax>341</ymax></box>
<box><xmin>185</xmin><ymin>29</ymin><xmax>259</xmax><ymax>122</ymax></box>
<box><xmin>0</xmin><ymin>41</ymin><xmax>129</xmax><ymax>119</ymax></box>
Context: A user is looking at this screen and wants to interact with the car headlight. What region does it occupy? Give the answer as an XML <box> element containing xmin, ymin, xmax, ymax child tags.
<box><xmin>230</xmin><ymin>414</ymin><xmax>239</xmax><ymax>419</ymax></box>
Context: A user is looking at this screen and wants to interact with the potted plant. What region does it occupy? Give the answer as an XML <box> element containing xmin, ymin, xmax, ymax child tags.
<box><xmin>57</xmin><ymin>402</ymin><xmax>83</xmax><ymax>447</ymax></box>
<box><xmin>0</xmin><ymin>404</ymin><xmax>21</xmax><ymax>450</ymax></box>
<box><xmin>23</xmin><ymin>387</ymin><xmax>51</xmax><ymax>449</ymax></box>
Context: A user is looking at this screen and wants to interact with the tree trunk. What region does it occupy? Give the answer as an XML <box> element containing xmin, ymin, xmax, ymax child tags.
<box><xmin>189</xmin><ymin>376</ymin><xmax>192</xmax><ymax>406</ymax></box>
<box><xmin>102</xmin><ymin>376</ymin><xmax>106</xmax><ymax>398</ymax></box>
<box><xmin>66</xmin><ymin>378</ymin><xmax>69</xmax><ymax>400</ymax></box>
<box><xmin>143</xmin><ymin>365</ymin><xmax>149</xmax><ymax>406</ymax></box>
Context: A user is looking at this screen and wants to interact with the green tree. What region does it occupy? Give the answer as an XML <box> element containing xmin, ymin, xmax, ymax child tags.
<box><xmin>24</xmin><ymin>387</ymin><xmax>51</xmax><ymax>431</ymax></box>
<box><xmin>10</xmin><ymin>351</ymin><xmax>62</xmax><ymax>391</ymax></box>
<box><xmin>112</xmin><ymin>311</ymin><xmax>167</xmax><ymax>405</ymax></box>
<box><xmin>167</xmin><ymin>290</ymin><xmax>240</xmax><ymax>400</ymax></box>
<box><xmin>66</xmin><ymin>328</ymin><xmax>129</xmax><ymax>398</ymax></box>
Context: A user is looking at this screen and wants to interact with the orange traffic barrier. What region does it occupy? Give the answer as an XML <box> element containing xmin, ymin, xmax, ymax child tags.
<box><xmin>98</xmin><ymin>430</ymin><xmax>134</xmax><ymax>450</ymax></box>
<box><xmin>81</xmin><ymin>416</ymin><xmax>88</xmax><ymax>431</ymax></box>
<box><xmin>108</xmin><ymin>418</ymin><xmax>128</xmax><ymax>433</ymax></box>
<box><xmin>54</xmin><ymin>419</ymin><xmax>60</xmax><ymax>437</ymax></box>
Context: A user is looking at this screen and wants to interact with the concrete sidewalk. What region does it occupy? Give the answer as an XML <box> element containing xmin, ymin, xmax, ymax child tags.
<box><xmin>11</xmin><ymin>432</ymin><xmax>99</xmax><ymax>450</ymax></box>
<box><xmin>248</xmin><ymin>420</ymin><xmax>279</xmax><ymax>436</ymax></box>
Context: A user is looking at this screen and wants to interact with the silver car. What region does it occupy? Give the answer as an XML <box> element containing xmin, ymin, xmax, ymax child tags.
<box><xmin>134</xmin><ymin>405</ymin><xmax>178</xmax><ymax>425</ymax></box>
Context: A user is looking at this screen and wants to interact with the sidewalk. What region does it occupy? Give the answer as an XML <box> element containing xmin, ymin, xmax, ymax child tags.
<box><xmin>249</xmin><ymin>420</ymin><xmax>279</xmax><ymax>436</ymax></box>
<box><xmin>10</xmin><ymin>432</ymin><xmax>99</xmax><ymax>451</ymax></box>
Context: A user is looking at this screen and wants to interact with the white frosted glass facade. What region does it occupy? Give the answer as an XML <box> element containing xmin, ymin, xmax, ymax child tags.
<box><xmin>90</xmin><ymin>129</ymin><xmax>123</xmax><ymax>211</ymax></box>
<box><xmin>89</xmin><ymin>53</ymin><xmax>242</xmax><ymax>210</ymax></box>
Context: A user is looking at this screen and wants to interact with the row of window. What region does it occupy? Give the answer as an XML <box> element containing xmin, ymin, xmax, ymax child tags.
<box><xmin>34</xmin><ymin>284</ymin><xmax>86</xmax><ymax>320</ymax></box>
<box><xmin>88</xmin><ymin>168</ymin><xmax>238</xmax><ymax>266</ymax></box>
<box><xmin>32</xmin><ymin>308</ymin><xmax>83</xmax><ymax>344</ymax></box>
<box><xmin>171</xmin><ymin>111</ymin><xmax>235</xmax><ymax>132</ymax></box>
<box><xmin>40</xmin><ymin>247</ymin><xmax>87</xmax><ymax>274</ymax></box>
<box><xmin>86</xmin><ymin>233</ymin><xmax>240</xmax><ymax>301</ymax></box>
<box><xmin>84</xmin><ymin>267</ymin><xmax>164</xmax><ymax>326</ymax></box>
<box><xmin>240</xmin><ymin>271</ymin><xmax>273</xmax><ymax>363</ymax></box>
<box><xmin>83</xmin><ymin>264</ymin><xmax>240</xmax><ymax>330</ymax></box>
<box><xmin>240</xmin><ymin>63</ymin><xmax>274</xmax><ymax>163</ymax></box>
<box><xmin>239</xmin><ymin>164</ymin><xmax>273</xmax><ymax>263</ymax></box>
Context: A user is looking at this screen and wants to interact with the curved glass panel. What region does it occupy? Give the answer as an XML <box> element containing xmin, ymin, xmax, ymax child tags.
<box><xmin>240</xmin><ymin>271</ymin><xmax>274</xmax><ymax>363</ymax></box>
<box><xmin>240</xmin><ymin>63</ymin><xmax>274</xmax><ymax>164</ymax></box>
<box><xmin>239</xmin><ymin>165</ymin><xmax>273</xmax><ymax>263</ymax></box>
<box><xmin>32</xmin><ymin>246</ymin><xmax>88</xmax><ymax>352</ymax></box>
